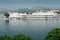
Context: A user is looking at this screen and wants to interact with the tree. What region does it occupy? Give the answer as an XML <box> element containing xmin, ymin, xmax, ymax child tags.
<box><xmin>4</xmin><ymin>12</ymin><xmax>9</xmax><ymax>18</ymax></box>
<box><xmin>45</xmin><ymin>28</ymin><xmax>60</xmax><ymax>40</ymax></box>
<box><xmin>12</xmin><ymin>34</ymin><xmax>32</xmax><ymax>40</ymax></box>
<box><xmin>0</xmin><ymin>34</ymin><xmax>32</xmax><ymax>40</ymax></box>
<box><xmin>0</xmin><ymin>35</ymin><xmax>11</xmax><ymax>40</ymax></box>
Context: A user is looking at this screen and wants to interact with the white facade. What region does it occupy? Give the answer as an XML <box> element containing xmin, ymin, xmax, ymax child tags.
<box><xmin>32</xmin><ymin>12</ymin><xmax>57</xmax><ymax>16</ymax></box>
<box><xmin>4</xmin><ymin>11</ymin><xmax>57</xmax><ymax>19</ymax></box>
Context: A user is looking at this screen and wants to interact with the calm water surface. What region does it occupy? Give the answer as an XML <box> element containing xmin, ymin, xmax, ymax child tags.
<box><xmin>0</xmin><ymin>14</ymin><xmax>60</xmax><ymax>40</ymax></box>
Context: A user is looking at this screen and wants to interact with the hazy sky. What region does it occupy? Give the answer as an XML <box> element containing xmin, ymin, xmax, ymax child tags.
<box><xmin>0</xmin><ymin>0</ymin><xmax>60</xmax><ymax>10</ymax></box>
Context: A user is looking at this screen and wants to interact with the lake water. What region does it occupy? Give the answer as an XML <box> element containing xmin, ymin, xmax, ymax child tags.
<box><xmin>0</xmin><ymin>14</ymin><xmax>60</xmax><ymax>40</ymax></box>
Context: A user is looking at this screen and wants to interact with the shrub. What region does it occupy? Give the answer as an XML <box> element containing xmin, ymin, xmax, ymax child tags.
<box><xmin>45</xmin><ymin>28</ymin><xmax>60</xmax><ymax>40</ymax></box>
<box><xmin>0</xmin><ymin>34</ymin><xmax>32</xmax><ymax>40</ymax></box>
<box><xmin>12</xmin><ymin>34</ymin><xmax>32</xmax><ymax>40</ymax></box>
<box><xmin>0</xmin><ymin>35</ymin><xmax>11</xmax><ymax>40</ymax></box>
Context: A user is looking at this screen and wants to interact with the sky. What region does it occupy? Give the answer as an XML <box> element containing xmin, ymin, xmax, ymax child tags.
<box><xmin>0</xmin><ymin>0</ymin><xmax>60</xmax><ymax>10</ymax></box>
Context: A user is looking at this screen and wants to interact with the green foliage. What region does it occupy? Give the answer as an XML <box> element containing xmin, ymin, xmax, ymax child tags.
<box><xmin>45</xmin><ymin>28</ymin><xmax>60</xmax><ymax>40</ymax></box>
<box><xmin>0</xmin><ymin>35</ymin><xmax>11</xmax><ymax>40</ymax></box>
<box><xmin>4</xmin><ymin>12</ymin><xmax>9</xmax><ymax>18</ymax></box>
<box><xmin>0</xmin><ymin>34</ymin><xmax>32</xmax><ymax>40</ymax></box>
<box><xmin>12</xmin><ymin>34</ymin><xmax>32</xmax><ymax>40</ymax></box>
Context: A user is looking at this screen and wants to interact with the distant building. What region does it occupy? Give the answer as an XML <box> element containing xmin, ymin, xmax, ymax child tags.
<box><xmin>50</xmin><ymin>10</ymin><xmax>60</xmax><ymax>12</ymax></box>
<box><xmin>4</xmin><ymin>11</ymin><xmax>57</xmax><ymax>19</ymax></box>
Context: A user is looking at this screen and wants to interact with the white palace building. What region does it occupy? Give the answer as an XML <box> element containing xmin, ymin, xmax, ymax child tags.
<box><xmin>4</xmin><ymin>11</ymin><xmax>57</xmax><ymax>19</ymax></box>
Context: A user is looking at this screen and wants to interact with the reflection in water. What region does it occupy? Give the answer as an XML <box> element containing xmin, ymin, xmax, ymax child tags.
<box><xmin>4</xmin><ymin>20</ymin><xmax>9</xmax><ymax>35</ymax></box>
<box><xmin>5</xmin><ymin>20</ymin><xmax>9</xmax><ymax>25</ymax></box>
<box><xmin>0</xmin><ymin>14</ymin><xmax>60</xmax><ymax>40</ymax></box>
